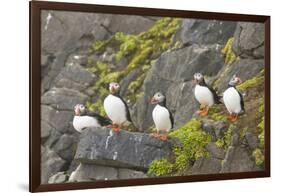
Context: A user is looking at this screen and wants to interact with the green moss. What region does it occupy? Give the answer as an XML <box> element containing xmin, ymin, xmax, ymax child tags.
<box><xmin>215</xmin><ymin>138</ymin><xmax>225</xmax><ymax>148</ymax></box>
<box><xmin>252</xmin><ymin>148</ymin><xmax>264</xmax><ymax>166</ymax></box>
<box><xmin>259</xmin><ymin>103</ymin><xmax>265</xmax><ymax>114</ymax></box>
<box><xmin>221</xmin><ymin>37</ymin><xmax>238</xmax><ymax>65</ymax></box>
<box><xmin>172</xmin><ymin>41</ymin><xmax>183</xmax><ymax>50</ymax></box>
<box><xmin>86</xmin><ymin>18</ymin><xmax>181</xmax><ymax>115</ymax></box>
<box><xmin>169</xmin><ymin>119</ymin><xmax>211</xmax><ymax>171</ymax></box>
<box><xmin>90</xmin><ymin>39</ymin><xmax>111</xmax><ymax>53</ymax></box>
<box><xmin>113</xmin><ymin>17</ymin><xmax>180</xmax><ymax>79</ymax></box>
<box><xmin>237</xmin><ymin>70</ymin><xmax>264</xmax><ymax>91</ymax></box>
<box><xmin>258</xmin><ymin>127</ymin><xmax>265</xmax><ymax>148</ymax></box>
<box><xmin>257</xmin><ymin>116</ymin><xmax>265</xmax><ymax>148</ymax></box>
<box><xmin>209</xmin><ymin>106</ymin><xmax>227</xmax><ymax>121</ymax></box>
<box><xmin>215</xmin><ymin>127</ymin><xmax>233</xmax><ymax>148</ymax></box>
<box><xmin>148</xmin><ymin>119</ymin><xmax>212</xmax><ymax>176</ymax></box>
<box><xmin>148</xmin><ymin>158</ymin><xmax>174</xmax><ymax>177</ymax></box>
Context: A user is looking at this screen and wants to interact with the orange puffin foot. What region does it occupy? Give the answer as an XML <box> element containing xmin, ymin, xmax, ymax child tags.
<box><xmin>230</xmin><ymin>115</ymin><xmax>239</xmax><ymax>122</ymax></box>
<box><xmin>200</xmin><ymin>108</ymin><xmax>209</xmax><ymax>116</ymax></box>
<box><xmin>159</xmin><ymin>135</ymin><xmax>168</xmax><ymax>141</ymax></box>
<box><xmin>227</xmin><ymin>114</ymin><xmax>238</xmax><ymax>122</ymax></box>
<box><xmin>197</xmin><ymin>107</ymin><xmax>209</xmax><ymax>117</ymax></box>
<box><xmin>111</xmin><ymin>124</ymin><xmax>121</xmax><ymax>133</ymax></box>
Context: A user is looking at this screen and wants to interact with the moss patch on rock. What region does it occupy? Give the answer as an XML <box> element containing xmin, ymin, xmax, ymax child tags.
<box><xmin>237</xmin><ymin>70</ymin><xmax>264</xmax><ymax>91</ymax></box>
<box><xmin>85</xmin><ymin>18</ymin><xmax>181</xmax><ymax>115</ymax></box>
<box><xmin>221</xmin><ymin>37</ymin><xmax>238</xmax><ymax>65</ymax></box>
<box><xmin>148</xmin><ymin>158</ymin><xmax>174</xmax><ymax>177</ymax></box>
<box><xmin>215</xmin><ymin>126</ymin><xmax>233</xmax><ymax>148</ymax></box>
<box><xmin>252</xmin><ymin>148</ymin><xmax>264</xmax><ymax>166</ymax></box>
<box><xmin>148</xmin><ymin>119</ymin><xmax>212</xmax><ymax>176</ymax></box>
<box><xmin>208</xmin><ymin>105</ymin><xmax>227</xmax><ymax>121</ymax></box>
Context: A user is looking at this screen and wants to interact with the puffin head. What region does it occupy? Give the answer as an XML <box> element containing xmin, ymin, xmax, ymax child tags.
<box><xmin>228</xmin><ymin>74</ymin><xmax>242</xmax><ymax>86</ymax></box>
<box><xmin>74</xmin><ymin>104</ymin><xmax>86</xmax><ymax>116</ymax></box>
<box><xmin>193</xmin><ymin>72</ymin><xmax>204</xmax><ymax>84</ymax></box>
<box><xmin>109</xmin><ymin>82</ymin><xmax>120</xmax><ymax>94</ymax></box>
<box><xmin>150</xmin><ymin>92</ymin><xmax>165</xmax><ymax>104</ymax></box>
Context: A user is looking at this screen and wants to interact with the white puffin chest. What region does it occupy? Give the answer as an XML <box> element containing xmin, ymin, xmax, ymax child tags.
<box><xmin>73</xmin><ymin>116</ymin><xmax>100</xmax><ymax>133</ymax></box>
<box><xmin>104</xmin><ymin>94</ymin><xmax>127</xmax><ymax>124</ymax></box>
<box><xmin>194</xmin><ymin>85</ymin><xmax>214</xmax><ymax>106</ymax></box>
<box><xmin>223</xmin><ymin>87</ymin><xmax>242</xmax><ymax>114</ymax></box>
<box><xmin>152</xmin><ymin>104</ymin><xmax>172</xmax><ymax>132</ymax></box>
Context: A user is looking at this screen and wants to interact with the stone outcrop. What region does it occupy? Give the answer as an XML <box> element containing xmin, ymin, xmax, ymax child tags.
<box><xmin>75</xmin><ymin>127</ymin><xmax>173</xmax><ymax>170</ymax></box>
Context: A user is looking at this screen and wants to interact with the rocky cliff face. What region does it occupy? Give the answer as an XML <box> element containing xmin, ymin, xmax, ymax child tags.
<box><xmin>41</xmin><ymin>10</ymin><xmax>265</xmax><ymax>184</ymax></box>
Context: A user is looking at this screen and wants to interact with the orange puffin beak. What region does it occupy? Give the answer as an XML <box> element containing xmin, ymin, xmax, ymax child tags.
<box><xmin>150</xmin><ymin>96</ymin><xmax>158</xmax><ymax>104</ymax></box>
<box><xmin>237</xmin><ymin>77</ymin><xmax>242</xmax><ymax>84</ymax></box>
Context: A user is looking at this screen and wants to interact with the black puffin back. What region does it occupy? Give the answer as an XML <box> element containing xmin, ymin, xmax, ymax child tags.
<box><xmin>82</xmin><ymin>111</ymin><xmax>112</xmax><ymax>126</ymax></box>
<box><xmin>200</xmin><ymin>79</ymin><xmax>221</xmax><ymax>104</ymax></box>
<box><xmin>227</xmin><ymin>84</ymin><xmax>245</xmax><ymax>113</ymax></box>
<box><xmin>158</xmin><ymin>99</ymin><xmax>174</xmax><ymax>129</ymax></box>
<box><xmin>236</xmin><ymin>88</ymin><xmax>245</xmax><ymax>112</ymax></box>
<box><xmin>113</xmin><ymin>93</ymin><xmax>132</xmax><ymax>122</ymax></box>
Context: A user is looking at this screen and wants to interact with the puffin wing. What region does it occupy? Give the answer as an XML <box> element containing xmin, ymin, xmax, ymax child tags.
<box><xmin>84</xmin><ymin>111</ymin><xmax>112</xmax><ymax>126</ymax></box>
<box><xmin>115</xmin><ymin>94</ymin><xmax>132</xmax><ymax>122</ymax></box>
<box><xmin>201</xmin><ymin>79</ymin><xmax>221</xmax><ymax>104</ymax></box>
<box><xmin>168</xmin><ymin>110</ymin><xmax>174</xmax><ymax>129</ymax></box>
<box><xmin>206</xmin><ymin>84</ymin><xmax>221</xmax><ymax>104</ymax></box>
<box><xmin>237</xmin><ymin>90</ymin><xmax>245</xmax><ymax>112</ymax></box>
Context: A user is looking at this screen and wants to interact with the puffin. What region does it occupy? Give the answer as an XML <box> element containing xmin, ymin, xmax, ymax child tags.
<box><xmin>150</xmin><ymin>92</ymin><xmax>174</xmax><ymax>141</ymax></box>
<box><xmin>103</xmin><ymin>82</ymin><xmax>132</xmax><ymax>132</ymax></box>
<box><xmin>193</xmin><ymin>72</ymin><xmax>221</xmax><ymax>116</ymax></box>
<box><xmin>223</xmin><ymin>75</ymin><xmax>245</xmax><ymax>122</ymax></box>
<box><xmin>73</xmin><ymin>104</ymin><xmax>111</xmax><ymax>133</ymax></box>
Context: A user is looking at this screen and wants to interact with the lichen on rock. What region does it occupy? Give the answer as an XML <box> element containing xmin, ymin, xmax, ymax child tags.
<box><xmin>221</xmin><ymin>37</ymin><xmax>238</xmax><ymax>65</ymax></box>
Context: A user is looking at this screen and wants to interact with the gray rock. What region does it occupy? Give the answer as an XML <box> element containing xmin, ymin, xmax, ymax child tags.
<box><xmin>48</xmin><ymin>172</ymin><xmax>68</xmax><ymax>184</ymax></box>
<box><xmin>68</xmin><ymin>163</ymin><xmax>147</xmax><ymax>182</ymax></box>
<box><xmin>175</xmin><ymin>19</ymin><xmax>237</xmax><ymax>45</ymax></box>
<box><xmin>214</xmin><ymin>121</ymin><xmax>229</xmax><ymax>139</ymax></box>
<box><xmin>133</xmin><ymin>44</ymin><xmax>224</xmax><ymax>130</ymax></box>
<box><xmin>103</xmin><ymin>15</ymin><xmax>155</xmax><ymax>35</ymax></box>
<box><xmin>41</xmin><ymin>120</ymin><xmax>53</xmax><ymax>139</ymax></box>
<box><xmin>41</xmin><ymin>88</ymin><xmax>89</xmax><ymax>111</ymax></box>
<box><xmin>189</xmin><ymin>157</ymin><xmax>222</xmax><ymax>175</ymax></box>
<box><xmin>231</xmin><ymin>133</ymin><xmax>240</xmax><ymax>146</ymax></box>
<box><xmin>69</xmin><ymin>163</ymin><xmax>118</xmax><ymax>182</ymax></box>
<box><xmin>41</xmin><ymin>105</ymin><xmax>74</xmax><ymax>133</ymax></box>
<box><xmin>206</xmin><ymin>142</ymin><xmax>225</xmax><ymax>159</ymax></box>
<box><xmin>75</xmin><ymin>127</ymin><xmax>173</xmax><ymax>170</ymax></box>
<box><xmin>118</xmin><ymin>168</ymin><xmax>147</xmax><ymax>179</ymax></box>
<box><xmin>53</xmin><ymin>134</ymin><xmax>78</xmax><ymax>161</ymax></box>
<box><xmin>245</xmin><ymin>132</ymin><xmax>258</xmax><ymax>149</ymax></box>
<box><xmin>202</xmin><ymin>119</ymin><xmax>228</xmax><ymax>139</ymax></box>
<box><xmin>43</xmin><ymin>128</ymin><xmax>62</xmax><ymax>147</ymax></box>
<box><xmin>120</xmin><ymin>69</ymin><xmax>141</xmax><ymax>96</ymax></box>
<box><xmin>220</xmin><ymin>146</ymin><xmax>255</xmax><ymax>173</ymax></box>
<box><xmin>41</xmin><ymin>146</ymin><xmax>67</xmax><ymax>184</ymax></box>
<box><xmin>41</xmin><ymin>53</ymin><xmax>68</xmax><ymax>94</ymax></box>
<box><xmin>41</xmin><ymin>11</ymin><xmax>105</xmax><ymax>53</ymax></box>
<box><xmin>216</xmin><ymin>59</ymin><xmax>264</xmax><ymax>92</ymax></box>
<box><xmin>54</xmin><ymin>63</ymin><xmax>96</xmax><ymax>91</ymax></box>
<box><xmin>233</xmin><ymin>22</ymin><xmax>265</xmax><ymax>58</ymax></box>
<box><xmin>41</xmin><ymin>11</ymin><xmax>155</xmax><ymax>54</ymax></box>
